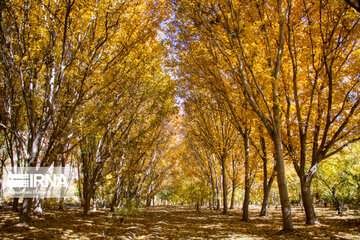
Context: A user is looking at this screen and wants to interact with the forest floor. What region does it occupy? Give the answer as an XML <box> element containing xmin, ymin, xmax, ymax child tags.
<box><xmin>0</xmin><ymin>205</ymin><xmax>359</xmax><ymax>240</ymax></box>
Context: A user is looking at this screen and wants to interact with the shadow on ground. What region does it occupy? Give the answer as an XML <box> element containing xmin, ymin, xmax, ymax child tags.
<box><xmin>0</xmin><ymin>205</ymin><xmax>359</xmax><ymax>239</ymax></box>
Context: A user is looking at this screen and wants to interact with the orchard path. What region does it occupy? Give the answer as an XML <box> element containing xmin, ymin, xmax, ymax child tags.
<box><xmin>0</xmin><ymin>205</ymin><xmax>359</xmax><ymax>239</ymax></box>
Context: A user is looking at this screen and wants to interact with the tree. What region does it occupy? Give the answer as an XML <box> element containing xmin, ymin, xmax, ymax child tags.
<box><xmin>314</xmin><ymin>144</ymin><xmax>360</xmax><ymax>214</ymax></box>
<box><xmin>183</xmin><ymin>92</ymin><xmax>238</xmax><ymax>214</ymax></box>
<box><xmin>283</xmin><ymin>0</ymin><xmax>360</xmax><ymax>224</ymax></box>
<box><xmin>0</xmin><ymin>0</ymin><xmax>170</xmax><ymax>224</ymax></box>
<box><xmin>258</xmin><ymin>128</ymin><xmax>277</xmax><ymax>216</ymax></box>
<box><xmin>172</xmin><ymin>0</ymin><xmax>294</xmax><ymax>230</ymax></box>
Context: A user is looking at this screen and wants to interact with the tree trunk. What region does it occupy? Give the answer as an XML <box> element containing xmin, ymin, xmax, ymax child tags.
<box><xmin>19</xmin><ymin>198</ymin><xmax>33</xmax><ymax>226</ymax></box>
<box><xmin>208</xmin><ymin>157</ymin><xmax>216</xmax><ymax>210</ymax></box>
<box><xmin>260</xmin><ymin>187</ymin><xmax>270</xmax><ymax>216</ymax></box>
<box><xmin>242</xmin><ymin>133</ymin><xmax>250</xmax><ymax>221</ymax></box>
<box><xmin>301</xmin><ymin>177</ymin><xmax>318</xmax><ymax>224</ymax></box>
<box><xmin>213</xmin><ymin>155</ymin><xmax>221</xmax><ymax>211</ymax></box>
<box><xmin>260</xmin><ymin>135</ymin><xmax>270</xmax><ymax>216</ymax></box>
<box><xmin>230</xmin><ymin>179</ymin><xmax>236</xmax><ymax>209</ymax></box>
<box><xmin>272</xmin><ymin>0</ymin><xmax>293</xmax><ymax>231</ymax></box>
<box><xmin>92</xmin><ymin>197</ymin><xmax>97</xmax><ymax>211</ymax></box>
<box><xmin>273</xmin><ymin>130</ymin><xmax>294</xmax><ymax>230</ymax></box>
<box><xmin>33</xmin><ymin>196</ymin><xmax>42</xmax><ymax>216</ymax></box>
<box><xmin>212</xmin><ymin>187</ymin><xmax>216</xmax><ymax>209</ymax></box>
<box><xmin>221</xmin><ymin>156</ymin><xmax>228</xmax><ymax>214</ymax></box>
<box><xmin>110</xmin><ymin>179</ymin><xmax>123</xmax><ymax>212</ymax></box>
<box><xmin>260</xmin><ymin>176</ymin><xmax>275</xmax><ymax>216</ymax></box>
<box><xmin>146</xmin><ymin>197</ymin><xmax>152</xmax><ymax>207</ymax></box>
<box><xmin>110</xmin><ymin>202</ymin><xmax>115</xmax><ymax>212</ymax></box>
<box><xmin>58</xmin><ymin>198</ymin><xmax>64</xmax><ymax>210</ymax></box>
<box><xmin>216</xmin><ymin>189</ymin><xmax>220</xmax><ymax>210</ymax></box>
<box><xmin>260</xmin><ymin>161</ymin><xmax>276</xmax><ymax>216</ymax></box>
<box><xmin>242</xmin><ymin>183</ymin><xmax>250</xmax><ymax>221</ymax></box>
<box><xmin>12</xmin><ymin>198</ymin><xmax>19</xmax><ymax>212</ymax></box>
<box><xmin>110</xmin><ymin>191</ymin><xmax>117</xmax><ymax>212</ymax></box>
<box><xmin>83</xmin><ymin>194</ymin><xmax>91</xmax><ymax>216</ymax></box>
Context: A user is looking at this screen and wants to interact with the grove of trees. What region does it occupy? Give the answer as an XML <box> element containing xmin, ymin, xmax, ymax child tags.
<box><xmin>0</xmin><ymin>0</ymin><xmax>359</xmax><ymax>233</ymax></box>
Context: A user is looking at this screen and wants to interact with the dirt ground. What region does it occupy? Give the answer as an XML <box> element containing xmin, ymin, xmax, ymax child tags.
<box><xmin>0</xmin><ymin>205</ymin><xmax>359</xmax><ymax>239</ymax></box>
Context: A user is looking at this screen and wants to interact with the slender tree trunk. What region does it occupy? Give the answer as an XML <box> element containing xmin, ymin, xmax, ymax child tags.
<box><xmin>242</xmin><ymin>183</ymin><xmax>250</xmax><ymax>221</ymax></box>
<box><xmin>273</xmin><ymin>130</ymin><xmax>293</xmax><ymax>230</ymax></box>
<box><xmin>58</xmin><ymin>155</ymin><xmax>66</xmax><ymax>210</ymax></box>
<box><xmin>117</xmin><ymin>197</ymin><xmax>123</xmax><ymax>208</ymax></box>
<box><xmin>230</xmin><ymin>179</ymin><xmax>236</xmax><ymax>209</ymax></box>
<box><xmin>58</xmin><ymin>198</ymin><xmax>64</xmax><ymax>210</ymax></box>
<box><xmin>19</xmin><ymin>198</ymin><xmax>33</xmax><ymax>225</ymax></box>
<box><xmin>213</xmin><ymin>155</ymin><xmax>221</xmax><ymax>210</ymax></box>
<box><xmin>12</xmin><ymin>198</ymin><xmax>19</xmax><ymax>212</ymax></box>
<box><xmin>110</xmin><ymin>188</ymin><xmax>120</xmax><ymax>212</ymax></box>
<box><xmin>146</xmin><ymin>184</ymin><xmax>153</xmax><ymax>207</ymax></box>
<box><xmin>260</xmin><ymin>175</ymin><xmax>275</xmax><ymax>216</ymax></box>
<box><xmin>146</xmin><ymin>197</ymin><xmax>152</xmax><ymax>207</ymax></box>
<box><xmin>332</xmin><ymin>188</ymin><xmax>344</xmax><ymax>215</ymax></box>
<box><xmin>211</xmin><ymin>184</ymin><xmax>216</xmax><ymax>209</ymax></box>
<box><xmin>301</xmin><ymin>177</ymin><xmax>318</xmax><ymax>224</ymax></box>
<box><xmin>272</xmin><ymin>0</ymin><xmax>293</xmax><ymax>231</ymax></box>
<box><xmin>221</xmin><ymin>156</ymin><xmax>228</xmax><ymax>214</ymax></box>
<box><xmin>260</xmin><ymin>159</ymin><xmax>268</xmax><ymax>216</ymax></box>
<box><xmin>216</xmin><ymin>189</ymin><xmax>220</xmax><ymax>210</ymax></box>
<box><xmin>230</xmin><ymin>155</ymin><xmax>237</xmax><ymax>210</ymax></box>
<box><xmin>260</xmin><ymin>155</ymin><xmax>276</xmax><ymax>216</ymax></box>
<box><xmin>58</xmin><ymin>172</ymin><xmax>65</xmax><ymax>210</ymax></box>
<box><xmin>33</xmin><ymin>196</ymin><xmax>42</xmax><ymax>216</ymax></box>
<box><xmin>260</xmin><ymin>135</ymin><xmax>269</xmax><ymax>216</ymax></box>
<box><xmin>110</xmin><ymin>177</ymin><xmax>123</xmax><ymax>212</ymax></box>
<box><xmin>92</xmin><ymin>196</ymin><xmax>97</xmax><ymax>211</ymax></box>
<box><xmin>110</xmin><ymin>196</ymin><xmax>116</xmax><ymax>212</ymax></box>
<box><xmin>242</xmin><ymin>133</ymin><xmax>250</xmax><ymax>221</ymax></box>
<box><xmin>196</xmin><ymin>202</ymin><xmax>200</xmax><ymax>211</ymax></box>
<box><xmin>208</xmin><ymin>158</ymin><xmax>216</xmax><ymax>209</ymax></box>
<box><xmin>259</xmin><ymin>191</ymin><xmax>269</xmax><ymax>217</ymax></box>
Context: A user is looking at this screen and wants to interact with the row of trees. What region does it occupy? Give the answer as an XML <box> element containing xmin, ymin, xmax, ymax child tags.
<box><xmin>0</xmin><ymin>0</ymin><xmax>359</xmax><ymax>231</ymax></box>
<box><xmin>0</xmin><ymin>0</ymin><xmax>177</xmax><ymax>225</ymax></box>
<box><xmin>169</xmin><ymin>0</ymin><xmax>360</xmax><ymax>231</ymax></box>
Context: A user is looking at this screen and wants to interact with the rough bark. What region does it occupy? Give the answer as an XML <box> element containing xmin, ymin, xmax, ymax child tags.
<box><xmin>83</xmin><ymin>194</ymin><xmax>91</xmax><ymax>216</ymax></box>
<box><xmin>301</xmin><ymin>178</ymin><xmax>318</xmax><ymax>224</ymax></box>
<box><xmin>270</xmin><ymin>0</ymin><xmax>294</xmax><ymax>231</ymax></box>
<box><xmin>273</xmin><ymin>130</ymin><xmax>293</xmax><ymax>230</ymax></box>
